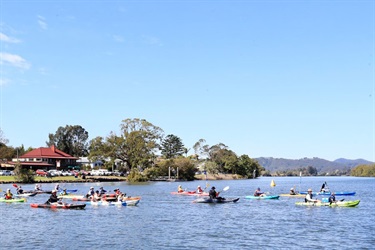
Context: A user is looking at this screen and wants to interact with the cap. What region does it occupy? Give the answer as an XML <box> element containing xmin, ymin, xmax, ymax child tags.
<box><xmin>212</xmin><ymin>186</ymin><xmax>215</xmax><ymax>189</ymax></box>
<box><xmin>307</xmin><ymin>188</ymin><xmax>312</xmax><ymax>192</ymax></box>
<box><xmin>100</xmin><ymin>187</ymin><xmax>103</xmax><ymax>189</ymax></box>
<box><xmin>7</xmin><ymin>188</ymin><xmax>10</xmax><ymax>191</ymax></box>
<box><xmin>290</xmin><ymin>188</ymin><xmax>294</xmax><ymax>190</ymax></box>
<box><xmin>90</xmin><ymin>187</ymin><xmax>94</xmax><ymax>189</ymax></box>
<box><xmin>52</xmin><ymin>189</ymin><xmax>57</xmax><ymax>193</ymax></box>
<box><xmin>198</xmin><ymin>185</ymin><xmax>201</xmax><ymax>188</ymax></box>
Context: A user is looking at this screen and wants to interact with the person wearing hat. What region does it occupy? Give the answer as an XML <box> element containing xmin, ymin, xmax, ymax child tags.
<box><xmin>196</xmin><ymin>185</ymin><xmax>204</xmax><ymax>194</ymax></box>
<box><xmin>177</xmin><ymin>185</ymin><xmax>184</xmax><ymax>193</ymax></box>
<box><xmin>86</xmin><ymin>187</ymin><xmax>95</xmax><ymax>198</ymax></box>
<box><xmin>289</xmin><ymin>187</ymin><xmax>296</xmax><ymax>195</ymax></box>
<box><xmin>16</xmin><ymin>186</ymin><xmax>24</xmax><ymax>195</ymax></box>
<box><xmin>45</xmin><ymin>190</ymin><xmax>61</xmax><ymax>204</ymax></box>
<box><xmin>305</xmin><ymin>188</ymin><xmax>318</xmax><ymax>203</ymax></box>
<box><xmin>4</xmin><ymin>188</ymin><xmax>13</xmax><ymax>200</ymax></box>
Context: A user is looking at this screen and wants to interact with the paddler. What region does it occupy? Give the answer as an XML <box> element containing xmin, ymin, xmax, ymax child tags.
<box><xmin>196</xmin><ymin>185</ymin><xmax>204</xmax><ymax>194</ymax></box>
<box><xmin>178</xmin><ymin>185</ymin><xmax>184</xmax><ymax>193</ymax></box>
<box><xmin>305</xmin><ymin>188</ymin><xmax>318</xmax><ymax>203</ymax></box>
<box><xmin>45</xmin><ymin>189</ymin><xmax>61</xmax><ymax>204</ymax></box>
<box><xmin>16</xmin><ymin>186</ymin><xmax>24</xmax><ymax>194</ymax></box>
<box><xmin>4</xmin><ymin>188</ymin><xmax>13</xmax><ymax>200</ymax></box>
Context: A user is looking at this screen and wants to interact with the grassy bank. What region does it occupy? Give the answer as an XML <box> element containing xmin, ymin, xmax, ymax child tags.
<box><xmin>0</xmin><ymin>176</ymin><xmax>127</xmax><ymax>184</ymax></box>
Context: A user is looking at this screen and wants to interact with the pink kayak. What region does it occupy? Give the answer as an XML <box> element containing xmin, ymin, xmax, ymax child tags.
<box><xmin>171</xmin><ymin>191</ymin><xmax>209</xmax><ymax>196</ymax></box>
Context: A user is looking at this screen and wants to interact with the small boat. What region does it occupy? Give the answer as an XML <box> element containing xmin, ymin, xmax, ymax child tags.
<box><xmin>87</xmin><ymin>199</ymin><xmax>140</xmax><ymax>206</ymax></box>
<box><xmin>0</xmin><ymin>198</ymin><xmax>26</xmax><ymax>203</ymax></box>
<box><xmin>30</xmin><ymin>203</ymin><xmax>86</xmax><ymax>209</ymax></box>
<box><xmin>15</xmin><ymin>192</ymin><xmax>37</xmax><ymax>197</ymax></box>
<box><xmin>171</xmin><ymin>191</ymin><xmax>209</xmax><ymax>196</ymax></box>
<box><xmin>24</xmin><ymin>190</ymin><xmax>52</xmax><ymax>194</ymax></box>
<box><xmin>245</xmin><ymin>195</ymin><xmax>280</xmax><ymax>200</ymax></box>
<box><xmin>193</xmin><ymin>197</ymin><xmax>240</xmax><ymax>203</ymax></box>
<box><xmin>299</xmin><ymin>191</ymin><xmax>356</xmax><ymax>196</ymax></box>
<box><xmin>72</xmin><ymin>196</ymin><xmax>117</xmax><ymax>202</ymax></box>
<box><xmin>57</xmin><ymin>194</ymin><xmax>85</xmax><ymax>199</ymax></box>
<box><xmin>279</xmin><ymin>194</ymin><xmax>305</xmax><ymax>198</ymax></box>
<box><xmin>295</xmin><ymin>200</ymin><xmax>360</xmax><ymax>207</ymax></box>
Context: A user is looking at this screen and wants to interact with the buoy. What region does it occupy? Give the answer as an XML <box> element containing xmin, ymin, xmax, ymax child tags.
<box><xmin>270</xmin><ymin>179</ymin><xmax>276</xmax><ymax>187</ymax></box>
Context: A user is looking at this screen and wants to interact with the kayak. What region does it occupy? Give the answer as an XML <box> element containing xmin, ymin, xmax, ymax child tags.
<box><xmin>57</xmin><ymin>194</ymin><xmax>84</xmax><ymax>199</ymax></box>
<box><xmin>193</xmin><ymin>197</ymin><xmax>240</xmax><ymax>203</ymax></box>
<box><xmin>245</xmin><ymin>195</ymin><xmax>280</xmax><ymax>200</ymax></box>
<box><xmin>279</xmin><ymin>194</ymin><xmax>305</xmax><ymax>198</ymax></box>
<box><xmin>25</xmin><ymin>190</ymin><xmax>52</xmax><ymax>194</ymax></box>
<box><xmin>30</xmin><ymin>203</ymin><xmax>86</xmax><ymax>209</ymax></box>
<box><xmin>0</xmin><ymin>198</ymin><xmax>26</xmax><ymax>203</ymax></box>
<box><xmin>171</xmin><ymin>191</ymin><xmax>209</xmax><ymax>196</ymax></box>
<box><xmin>299</xmin><ymin>191</ymin><xmax>356</xmax><ymax>196</ymax></box>
<box><xmin>72</xmin><ymin>196</ymin><xmax>117</xmax><ymax>202</ymax></box>
<box><xmin>15</xmin><ymin>192</ymin><xmax>37</xmax><ymax>197</ymax></box>
<box><xmin>295</xmin><ymin>200</ymin><xmax>360</xmax><ymax>207</ymax></box>
<box><xmin>66</xmin><ymin>189</ymin><xmax>78</xmax><ymax>193</ymax></box>
<box><xmin>87</xmin><ymin>199</ymin><xmax>140</xmax><ymax>206</ymax></box>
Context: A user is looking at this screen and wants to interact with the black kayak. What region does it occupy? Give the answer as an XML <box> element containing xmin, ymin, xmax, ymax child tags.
<box><xmin>30</xmin><ymin>203</ymin><xmax>86</xmax><ymax>209</ymax></box>
<box><xmin>193</xmin><ymin>197</ymin><xmax>240</xmax><ymax>203</ymax></box>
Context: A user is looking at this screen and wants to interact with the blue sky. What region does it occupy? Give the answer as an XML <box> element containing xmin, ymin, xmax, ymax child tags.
<box><xmin>0</xmin><ymin>1</ymin><xmax>374</xmax><ymax>162</ymax></box>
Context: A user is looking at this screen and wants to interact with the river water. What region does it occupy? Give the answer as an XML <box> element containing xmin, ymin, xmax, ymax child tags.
<box><xmin>0</xmin><ymin>176</ymin><xmax>374</xmax><ymax>249</ymax></box>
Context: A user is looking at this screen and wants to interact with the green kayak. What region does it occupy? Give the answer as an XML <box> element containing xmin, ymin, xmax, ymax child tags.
<box><xmin>295</xmin><ymin>200</ymin><xmax>360</xmax><ymax>207</ymax></box>
<box><xmin>0</xmin><ymin>198</ymin><xmax>26</xmax><ymax>203</ymax></box>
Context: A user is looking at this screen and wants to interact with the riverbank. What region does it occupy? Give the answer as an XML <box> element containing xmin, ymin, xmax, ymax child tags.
<box><xmin>0</xmin><ymin>173</ymin><xmax>239</xmax><ymax>184</ymax></box>
<box><xmin>0</xmin><ymin>175</ymin><xmax>127</xmax><ymax>184</ymax></box>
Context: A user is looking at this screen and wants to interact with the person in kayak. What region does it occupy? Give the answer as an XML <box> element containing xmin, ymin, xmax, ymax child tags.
<box><xmin>45</xmin><ymin>190</ymin><xmax>62</xmax><ymax>204</ymax></box>
<box><xmin>86</xmin><ymin>187</ymin><xmax>95</xmax><ymax>198</ymax></box>
<box><xmin>60</xmin><ymin>188</ymin><xmax>68</xmax><ymax>196</ymax></box>
<box><xmin>328</xmin><ymin>192</ymin><xmax>336</xmax><ymax>204</ymax></box>
<box><xmin>4</xmin><ymin>188</ymin><xmax>13</xmax><ymax>199</ymax></box>
<box><xmin>209</xmin><ymin>187</ymin><xmax>224</xmax><ymax>201</ymax></box>
<box><xmin>16</xmin><ymin>186</ymin><xmax>24</xmax><ymax>194</ymax></box>
<box><xmin>99</xmin><ymin>187</ymin><xmax>107</xmax><ymax>196</ymax></box>
<box><xmin>254</xmin><ymin>187</ymin><xmax>265</xmax><ymax>197</ymax></box>
<box><xmin>289</xmin><ymin>188</ymin><xmax>296</xmax><ymax>195</ymax></box>
<box><xmin>91</xmin><ymin>190</ymin><xmax>101</xmax><ymax>202</ymax></box>
<box><xmin>305</xmin><ymin>188</ymin><xmax>318</xmax><ymax>203</ymax></box>
<box><xmin>196</xmin><ymin>185</ymin><xmax>204</xmax><ymax>194</ymax></box>
<box><xmin>178</xmin><ymin>185</ymin><xmax>184</xmax><ymax>193</ymax></box>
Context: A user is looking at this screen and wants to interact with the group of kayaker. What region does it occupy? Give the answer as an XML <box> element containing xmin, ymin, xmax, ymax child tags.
<box><xmin>304</xmin><ymin>188</ymin><xmax>336</xmax><ymax>204</ymax></box>
<box><xmin>86</xmin><ymin>186</ymin><xmax>108</xmax><ymax>201</ymax></box>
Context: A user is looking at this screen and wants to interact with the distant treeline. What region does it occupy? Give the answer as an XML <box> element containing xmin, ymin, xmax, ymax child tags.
<box><xmin>263</xmin><ymin>166</ymin><xmax>350</xmax><ymax>177</ymax></box>
<box><xmin>350</xmin><ymin>164</ymin><xmax>375</xmax><ymax>177</ymax></box>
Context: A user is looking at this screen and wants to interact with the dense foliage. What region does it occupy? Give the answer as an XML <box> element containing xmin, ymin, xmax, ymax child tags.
<box><xmin>351</xmin><ymin>164</ymin><xmax>375</xmax><ymax>177</ymax></box>
<box><xmin>47</xmin><ymin>125</ymin><xmax>89</xmax><ymax>157</ymax></box>
<box><xmin>13</xmin><ymin>162</ymin><xmax>35</xmax><ymax>183</ymax></box>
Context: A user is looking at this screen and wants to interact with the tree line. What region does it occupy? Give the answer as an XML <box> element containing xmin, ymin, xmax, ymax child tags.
<box><xmin>0</xmin><ymin>118</ymin><xmax>263</xmax><ymax>181</ymax></box>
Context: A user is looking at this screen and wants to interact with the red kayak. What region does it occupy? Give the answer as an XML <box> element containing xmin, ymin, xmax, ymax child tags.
<box><xmin>171</xmin><ymin>191</ymin><xmax>209</xmax><ymax>196</ymax></box>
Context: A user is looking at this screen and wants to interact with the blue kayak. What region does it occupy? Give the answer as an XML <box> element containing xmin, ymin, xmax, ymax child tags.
<box><xmin>299</xmin><ymin>191</ymin><xmax>355</xmax><ymax>196</ymax></box>
<box><xmin>245</xmin><ymin>195</ymin><xmax>279</xmax><ymax>200</ymax></box>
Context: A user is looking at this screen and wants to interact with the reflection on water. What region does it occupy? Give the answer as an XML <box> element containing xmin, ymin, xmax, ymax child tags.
<box><xmin>0</xmin><ymin>177</ymin><xmax>374</xmax><ymax>249</ymax></box>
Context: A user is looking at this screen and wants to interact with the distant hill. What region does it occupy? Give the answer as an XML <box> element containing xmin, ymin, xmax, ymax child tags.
<box><xmin>255</xmin><ymin>157</ymin><xmax>373</xmax><ymax>174</ymax></box>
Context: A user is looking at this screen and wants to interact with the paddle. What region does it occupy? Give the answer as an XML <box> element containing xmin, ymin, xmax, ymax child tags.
<box><xmin>215</xmin><ymin>186</ymin><xmax>229</xmax><ymax>201</ymax></box>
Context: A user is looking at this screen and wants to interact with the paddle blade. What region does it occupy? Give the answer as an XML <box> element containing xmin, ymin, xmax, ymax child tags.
<box><xmin>223</xmin><ymin>186</ymin><xmax>230</xmax><ymax>192</ymax></box>
<box><xmin>13</xmin><ymin>183</ymin><xmax>18</xmax><ymax>188</ymax></box>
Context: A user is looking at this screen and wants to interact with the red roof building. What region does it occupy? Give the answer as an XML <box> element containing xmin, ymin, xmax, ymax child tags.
<box><xmin>10</xmin><ymin>145</ymin><xmax>78</xmax><ymax>170</ymax></box>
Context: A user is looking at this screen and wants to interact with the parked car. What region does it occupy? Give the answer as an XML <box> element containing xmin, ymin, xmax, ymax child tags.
<box><xmin>35</xmin><ymin>169</ymin><xmax>48</xmax><ymax>176</ymax></box>
<box><xmin>0</xmin><ymin>170</ymin><xmax>12</xmax><ymax>176</ymax></box>
<box><xmin>61</xmin><ymin>171</ymin><xmax>73</xmax><ymax>176</ymax></box>
<box><xmin>48</xmin><ymin>170</ymin><xmax>61</xmax><ymax>177</ymax></box>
